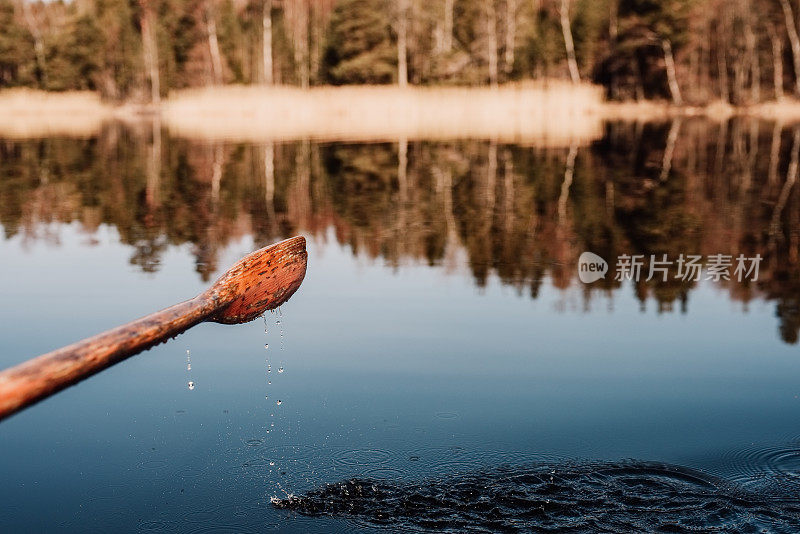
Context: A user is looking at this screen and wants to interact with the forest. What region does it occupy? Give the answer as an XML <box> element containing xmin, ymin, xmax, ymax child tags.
<box><xmin>0</xmin><ymin>0</ymin><xmax>798</xmax><ymax>105</ymax></box>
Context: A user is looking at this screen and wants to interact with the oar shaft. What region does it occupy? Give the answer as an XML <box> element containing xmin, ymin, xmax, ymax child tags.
<box><xmin>0</xmin><ymin>296</ymin><xmax>216</xmax><ymax>421</ymax></box>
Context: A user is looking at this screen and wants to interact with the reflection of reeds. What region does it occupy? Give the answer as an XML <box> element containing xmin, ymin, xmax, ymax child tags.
<box><xmin>0</xmin><ymin>89</ymin><xmax>114</xmax><ymax>138</ymax></box>
<box><xmin>162</xmin><ymin>83</ymin><xmax>605</xmax><ymax>146</ymax></box>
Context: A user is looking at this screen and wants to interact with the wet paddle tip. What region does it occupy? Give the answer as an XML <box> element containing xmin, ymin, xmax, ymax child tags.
<box><xmin>208</xmin><ymin>236</ymin><xmax>308</xmax><ymax>324</ymax></box>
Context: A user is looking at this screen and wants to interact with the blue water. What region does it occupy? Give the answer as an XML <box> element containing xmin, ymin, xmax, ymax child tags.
<box><xmin>1</xmin><ymin>125</ymin><xmax>800</xmax><ymax>531</ymax></box>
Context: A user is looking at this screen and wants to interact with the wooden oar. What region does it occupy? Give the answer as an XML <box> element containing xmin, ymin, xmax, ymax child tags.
<box><xmin>0</xmin><ymin>236</ymin><xmax>308</xmax><ymax>422</ymax></box>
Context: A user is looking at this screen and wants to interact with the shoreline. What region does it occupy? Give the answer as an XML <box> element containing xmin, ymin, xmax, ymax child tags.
<box><xmin>2</xmin><ymin>85</ymin><xmax>799</xmax><ymax>143</ymax></box>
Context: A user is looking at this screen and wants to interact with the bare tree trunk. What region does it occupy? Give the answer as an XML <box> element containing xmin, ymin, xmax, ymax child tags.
<box><xmin>718</xmin><ymin>30</ymin><xmax>730</xmax><ymax>102</ymax></box>
<box><xmin>210</xmin><ymin>145</ymin><xmax>223</xmax><ymax>206</ymax></box>
<box><xmin>559</xmin><ymin>0</ymin><xmax>580</xmax><ymax>84</ymax></box>
<box><xmin>660</xmin><ymin>117</ymin><xmax>682</xmax><ymax>181</ymax></box>
<box><xmin>443</xmin><ymin>0</ymin><xmax>454</xmax><ymax>52</ymax></box>
<box><xmin>772</xmin><ymin>31</ymin><xmax>785</xmax><ymax>100</ymax></box>
<box><xmin>486</xmin><ymin>141</ymin><xmax>497</xmax><ymax>214</ymax></box>
<box><xmin>503</xmin><ymin>0</ymin><xmax>516</xmax><ymax>75</ymax></box>
<box><xmin>746</xmin><ymin>118</ymin><xmax>759</xmax><ymax>191</ymax></box>
<box><xmin>397</xmin><ymin>0</ymin><xmax>409</xmax><ymax>87</ymax></box>
<box><xmin>608</xmin><ymin>0</ymin><xmax>619</xmax><ymax>96</ymax></box>
<box><xmin>558</xmin><ymin>143</ymin><xmax>578</xmax><ymax>224</ymax></box>
<box><xmin>206</xmin><ymin>2</ymin><xmax>223</xmax><ymax>85</ymax></box>
<box><xmin>745</xmin><ymin>18</ymin><xmax>760</xmax><ymax>103</ymax></box>
<box><xmin>264</xmin><ymin>143</ymin><xmax>277</xmax><ymax>237</ymax></box>
<box><xmin>262</xmin><ymin>0</ymin><xmax>273</xmax><ymax>84</ymax></box>
<box><xmin>487</xmin><ymin>1</ymin><xmax>498</xmax><ymax>86</ymax></box>
<box><xmin>769</xmin><ymin>121</ymin><xmax>782</xmax><ymax>186</ymax></box>
<box><xmin>139</xmin><ymin>0</ymin><xmax>160</xmax><ymax>105</ymax></box>
<box><xmin>289</xmin><ymin>1</ymin><xmax>309</xmax><ymax>88</ymax></box>
<box><xmin>310</xmin><ymin>1</ymin><xmax>322</xmax><ymax>84</ymax></box>
<box><xmin>609</xmin><ymin>0</ymin><xmax>618</xmax><ymax>41</ymax></box>
<box><xmin>661</xmin><ymin>39</ymin><xmax>683</xmax><ymax>105</ymax></box>
<box><xmin>779</xmin><ymin>0</ymin><xmax>800</xmax><ymax>95</ymax></box>
<box><xmin>20</xmin><ymin>1</ymin><xmax>47</xmax><ymax>88</ymax></box>
<box><xmin>398</xmin><ymin>137</ymin><xmax>408</xmax><ymax>203</ymax></box>
<box><xmin>751</xmin><ymin>44</ymin><xmax>761</xmax><ymax>103</ymax></box>
<box><xmin>771</xmin><ymin>127</ymin><xmax>799</xmax><ymax>244</ymax></box>
<box><xmin>701</xmin><ymin>25</ymin><xmax>712</xmax><ymax>101</ymax></box>
<box><xmin>633</xmin><ymin>59</ymin><xmax>645</xmax><ymax>100</ymax></box>
<box><xmin>502</xmin><ymin>148</ymin><xmax>515</xmax><ymax>237</ymax></box>
<box><xmin>145</xmin><ymin>120</ymin><xmax>162</xmax><ymax>209</ymax></box>
<box><xmin>292</xmin><ymin>139</ymin><xmax>311</xmax><ymax>222</ymax></box>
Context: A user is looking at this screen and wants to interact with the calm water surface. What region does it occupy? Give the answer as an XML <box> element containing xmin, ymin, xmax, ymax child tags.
<box><xmin>1</xmin><ymin>119</ymin><xmax>800</xmax><ymax>532</ymax></box>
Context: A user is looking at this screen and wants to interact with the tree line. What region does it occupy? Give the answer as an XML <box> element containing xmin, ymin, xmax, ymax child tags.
<box><xmin>2</xmin><ymin>0</ymin><xmax>800</xmax><ymax>103</ymax></box>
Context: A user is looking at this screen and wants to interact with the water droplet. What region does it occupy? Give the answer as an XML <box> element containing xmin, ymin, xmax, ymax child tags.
<box><xmin>276</xmin><ymin>400</ymin><xmax>282</xmax><ymax>405</ymax></box>
<box><xmin>269</xmin><ymin>461</ymin><xmax>275</xmax><ymax>466</ymax></box>
<box><xmin>278</xmin><ymin>367</ymin><xmax>284</xmax><ymax>374</ymax></box>
<box><xmin>264</xmin><ymin>343</ymin><xmax>269</xmax><ymax>350</ymax></box>
<box><xmin>268</xmin><ymin>380</ymin><xmax>271</xmax><ymax>384</ymax></box>
<box><xmin>187</xmin><ymin>363</ymin><xmax>191</xmax><ymax>371</ymax></box>
<box><xmin>188</xmin><ymin>381</ymin><xmax>195</xmax><ymax>390</ymax></box>
<box><xmin>276</xmin><ymin>320</ymin><xmax>281</xmax><ymax>325</ymax></box>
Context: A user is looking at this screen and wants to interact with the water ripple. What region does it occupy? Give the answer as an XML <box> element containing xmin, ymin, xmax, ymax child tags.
<box><xmin>334</xmin><ymin>448</ymin><xmax>393</xmax><ymax>467</ymax></box>
<box><xmin>715</xmin><ymin>442</ymin><xmax>800</xmax><ymax>490</ymax></box>
<box><xmin>272</xmin><ymin>460</ymin><xmax>800</xmax><ymax>532</ymax></box>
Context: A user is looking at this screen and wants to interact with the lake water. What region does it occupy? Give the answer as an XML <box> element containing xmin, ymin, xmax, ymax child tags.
<box><xmin>1</xmin><ymin>118</ymin><xmax>800</xmax><ymax>532</ymax></box>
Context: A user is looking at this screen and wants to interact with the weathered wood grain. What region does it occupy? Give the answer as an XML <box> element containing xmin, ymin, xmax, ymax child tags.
<box><xmin>0</xmin><ymin>236</ymin><xmax>307</xmax><ymax>421</ymax></box>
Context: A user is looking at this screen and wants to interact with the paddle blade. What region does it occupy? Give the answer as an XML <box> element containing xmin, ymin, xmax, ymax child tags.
<box><xmin>208</xmin><ymin>236</ymin><xmax>308</xmax><ymax>324</ymax></box>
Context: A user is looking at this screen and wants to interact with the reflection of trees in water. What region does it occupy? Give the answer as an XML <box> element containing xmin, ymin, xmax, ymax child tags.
<box><xmin>0</xmin><ymin>118</ymin><xmax>799</xmax><ymax>342</ymax></box>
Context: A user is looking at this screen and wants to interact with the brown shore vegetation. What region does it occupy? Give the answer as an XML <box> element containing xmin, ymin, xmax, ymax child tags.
<box><xmin>5</xmin><ymin>84</ymin><xmax>800</xmax><ymax>142</ymax></box>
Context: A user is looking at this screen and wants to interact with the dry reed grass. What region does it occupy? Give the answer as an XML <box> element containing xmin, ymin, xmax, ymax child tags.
<box><xmin>743</xmin><ymin>99</ymin><xmax>800</xmax><ymax>122</ymax></box>
<box><xmin>0</xmin><ymin>89</ymin><xmax>116</xmax><ymax>138</ymax></box>
<box><xmin>5</xmin><ymin>85</ymin><xmax>798</xmax><ymax>143</ymax></box>
<box><xmin>162</xmin><ymin>82</ymin><xmax>605</xmax><ymax>146</ymax></box>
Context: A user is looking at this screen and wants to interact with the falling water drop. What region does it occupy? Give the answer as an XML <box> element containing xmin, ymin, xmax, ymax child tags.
<box><xmin>276</xmin><ymin>400</ymin><xmax>282</xmax><ymax>406</ymax></box>
<box><xmin>186</xmin><ymin>350</ymin><xmax>193</xmax><ymax>389</ymax></box>
<box><xmin>278</xmin><ymin>367</ymin><xmax>284</xmax><ymax>374</ymax></box>
<box><xmin>264</xmin><ymin>343</ymin><xmax>269</xmax><ymax>350</ymax></box>
<box><xmin>276</xmin><ymin>313</ymin><xmax>284</xmax><ymax>350</ymax></box>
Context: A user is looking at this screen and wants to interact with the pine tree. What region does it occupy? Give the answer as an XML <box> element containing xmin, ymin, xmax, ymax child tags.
<box><xmin>322</xmin><ymin>0</ymin><xmax>395</xmax><ymax>84</ymax></box>
<box><xmin>0</xmin><ymin>0</ymin><xmax>36</xmax><ymax>86</ymax></box>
